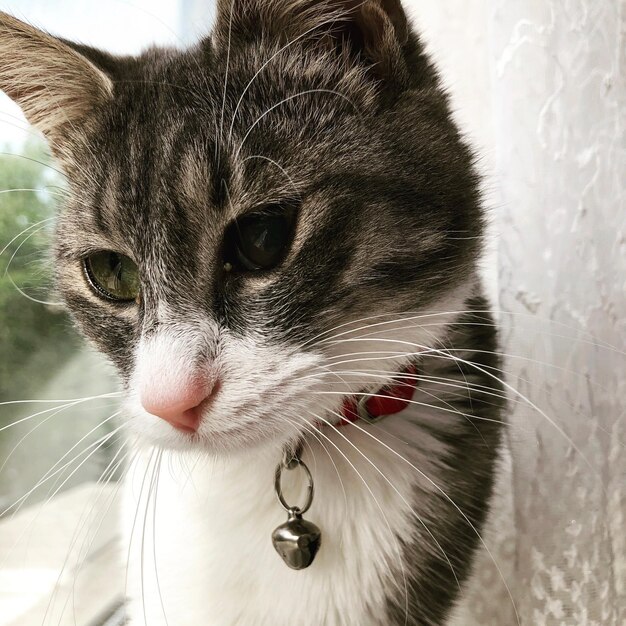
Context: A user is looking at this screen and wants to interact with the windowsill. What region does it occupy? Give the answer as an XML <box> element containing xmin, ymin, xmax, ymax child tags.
<box><xmin>0</xmin><ymin>483</ymin><xmax>124</xmax><ymax>626</ymax></box>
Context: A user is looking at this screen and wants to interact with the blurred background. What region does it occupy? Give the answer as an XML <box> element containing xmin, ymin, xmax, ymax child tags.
<box><xmin>0</xmin><ymin>1</ymin><xmax>623</xmax><ymax>625</ymax></box>
<box><xmin>0</xmin><ymin>2</ymin><xmax>214</xmax><ymax>624</ymax></box>
<box><xmin>0</xmin><ymin>0</ymin><xmax>211</xmax><ymax>529</ymax></box>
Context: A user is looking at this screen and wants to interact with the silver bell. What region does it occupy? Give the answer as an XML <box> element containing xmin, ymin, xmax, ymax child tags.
<box><xmin>272</xmin><ymin>508</ymin><xmax>322</xmax><ymax>570</ymax></box>
<box><xmin>272</xmin><ymin>450</ymin><xmax>322</xmax><ymax>570</ymax></box>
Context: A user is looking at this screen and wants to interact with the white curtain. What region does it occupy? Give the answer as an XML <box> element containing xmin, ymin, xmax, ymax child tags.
<box><xmin>493</xmin><ymin>1</ymin><xmax>625</xmax><ymax>623</ymax></box>
<box><xmin>411</xmin><ymin>1</ymin><xmax>625</xmax><ymax>623</ymax></box>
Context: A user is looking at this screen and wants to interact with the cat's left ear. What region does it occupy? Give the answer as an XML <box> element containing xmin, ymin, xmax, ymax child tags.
<box><xmin>0</xmin><ymin>12</ymin><xmax>113</xmax><ymax>153</ymax></box>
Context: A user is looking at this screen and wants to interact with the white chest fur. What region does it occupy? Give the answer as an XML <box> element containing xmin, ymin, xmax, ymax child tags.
<box><xmin>123</xmin><ymin>411</ymin><xmax>449</xmax><ymax>626</ymax></box>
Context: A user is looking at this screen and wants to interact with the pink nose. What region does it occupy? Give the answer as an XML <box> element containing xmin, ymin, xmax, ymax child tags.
<box><xmin>141</xmin><ymin>379</ymin><xmax>217</xmax><ymax>433</ymax></box>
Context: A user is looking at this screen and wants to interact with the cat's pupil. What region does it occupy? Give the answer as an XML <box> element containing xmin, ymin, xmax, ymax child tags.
<box><xmin>228</xmin><ymin>208</ymin><xmax>293</xmax><ymax>272</ymax></box>
<box><xmin>84</xmin><ymin>251</ymin><xmax>140</xmax><ymax>302</ymax></box>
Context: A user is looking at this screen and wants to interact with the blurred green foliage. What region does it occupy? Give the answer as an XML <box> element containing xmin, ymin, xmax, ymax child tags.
<box><xmin>0</xmin><ymin>140</ymin><xmax>78</xmax><ymax>403</ymax></box>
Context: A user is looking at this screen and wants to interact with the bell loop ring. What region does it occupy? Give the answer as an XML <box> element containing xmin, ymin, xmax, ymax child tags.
<box><xmin>281</xmin><ymin>443</ymin><xmax>303</xmax><ymax>470</ymax></box>
<box><xmin>274</xmin><ymin>456</ymin><xmax>314</xmax><ymax>516</ymax></box>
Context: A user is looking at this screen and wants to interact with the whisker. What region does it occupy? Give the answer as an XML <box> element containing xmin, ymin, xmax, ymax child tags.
<box><xmin>6</xmin><ymin>273</ymin><xmax>63</xmax><ymax>306</ymax></box>
<box><xmin>314</xmin><ymin>409</ymin><xmax>464</xmax><ymax>593</ymax></box>
<box><xmin>3</xmin><ymin>224</ymin><xmax>54</xmax><ymax>287</ymax></box>
<box><xmin>0</xmin><ymin>112</ymin><xmax>42</xmax><ymax>139</ymax></box>
<box><xmin>301</xmin><ymin>411</ymin><xmax>411</xmax><ymax>624</ymax></box>
<box><xmin>1</xmin><ymin>412</ymin><xmax>123</xmax><ymax>518</ymax></box>
<box><xmin>24</xmin><ymin>426</ymin><xmax>122</xmax><ymax>540</ymax></box>
<box><xmin>242</xmin><ymin>155</ymin><xmax>301</xmax><ymax>197</ymax></box>
<box><xmin>323</xmin><ymin>319</ymin><xmax>626</xmax><ymax>359</ymax></box>
<box><xmin>151</xmin><ymin>450</ymin><xmax>169</xmax><ymax>626</ymax></box>
<box><xmin>310</xmin><ymin>358</ymin><xmax>516</xmax><ymax>402</ymax></box>
<box><xmin>300</xmin><ymin>309</ymin><xmax>623</xmax><ymax>356</ymax></box>
<box><xmin>0</xmin><ymin>151</ymin><xmax>67</xmax><ymax>180</ymax></box>
<box><xmin>301</xmin><ymin>311</ymin><xmax>470</xmax><ymax>351</ymax></box>
<box><xmin>306</xmin><ymin>365</ymin><xmax>598</xmax><ymax>436</ymax></box>
<box><xmin>125</xmin><ymin>449</ymin><xmax>157</xmax><ymax>620</ymax></box>
<box><xmin>51</xmin><ymin>445</ymin><xmax>132</xmax><ymax>626</ymax></box>
<box><xmin>216</xmin><ymin>0</ymin><xmax>235</xmax><ymax>170</ymax></box>
<box><xmin>314</xmin><ymin>338</ymin><xmax>602</xmax><ymax>474</ymax></box>
<box><xmin>227</xmin><ymin>10</ymin><xmax>358</xmax><ymax>143</ymax></box>
<box><xmin>233</xmin><ymin>89</ymin><xmax>361</xmax><ymax>162</ymax></box>
<box><xmin>0</xmin><ymin>429</ymin><xmax>126</xmax><ymax>581</ymax></box>
<box><xmin>0</xmin><ymin>217</ymin><xmax>56</xmax><ymax>258</ymax></box>
<box><xmin>4</xmin><ymin>439</ymin><xmax>128</xmax><ymax>624</ymax></box>
<box><xmin>36</xmin><ymin>424</ymin><xmax>125</xmax><ymax>516</ymax></box>
<box><xmin>312</xmin><ymin>386</ymin><xmax>508</xmax><ymax>428</ymax></box>
<box><xmin>416</xmin><ymin>323</ymin><xmax>479</xmax><ymax>423</ymax></box>
<box><xmin>0</xmin><ymin>399</ymin><xmax>120</xmax><ymax>481</ymax></box>
<box><xmin>281</xmin><ymin>415</ymin><xmax>349</xmax><ymax>519</ymax></box>
<box><xmin>316</xmin><ymin>341</ymin><xmax>622</xmax><ymax>437</ymax></box>
<box><xmin>0</xmin><ymin>188</ymin><xmax>63</xmax><ymax>197</ymax></box>
<box><xmin>304</xmin><ymin>368</ymin><xmax>512</xmax><ymax>403</ymax></box>
<box><xmin>0</xmin><ymin>392</ymin><xmax>121</xmax><ymax>409</ymax></box>
<box><xmin>141</xmin><ymin>448</ymin><xmax>160</xmax><ymax>626</ymax></box>
<box><xmin>338</xmin><ymin>416</ymin><xmax>521</xmax><ymax>625</ymax></box>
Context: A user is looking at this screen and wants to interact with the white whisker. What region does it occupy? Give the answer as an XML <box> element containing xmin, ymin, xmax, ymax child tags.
<box><xmin>302</xmin><ymin>412</ymin><xmax>411</xmax><ymax>623</ymax></box>
<box><xmin>226</xmin><ymin>10</ymin><xmax>358</xmax><ymax>143</ymax></box>
<box><xmin>338</xmin><ymin>416</ymin><xmax>521</xmax><ymax>625</ymax></box>
<box><xmin>51</xmin><ymin>445</ymin><xmax>132</xmax><ymax>626</ymax></box>
<box><xmin>0</xmin><ymin>217</ymin><xmax>56</xmax><ymax>258</ymax></box>
<box><xmin>233</xmin><ymin>89</ymin><xmax>361</xmax><ymax>162</ymax></box>
<box><xmin>0</xmin><ymin>392</ymin><xmax>121</xmax><ymax>409</ymax></box>
<box><xmin>125</xmin><ymin>449</ymin><xmax>157</xmax><ymax>620</ymax></box>
<box><xmin>151</xmin><ymin>450</ymin><xmax>169</xmax><ymax>626</ymax></box>
<box><xmin>6</xmin><ymin>273</ymin><xmax>63</xmax><ymax>306</ymax></box>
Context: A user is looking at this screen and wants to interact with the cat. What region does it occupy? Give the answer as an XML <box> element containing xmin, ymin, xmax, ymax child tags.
<box><xmin>0</xmin><ymin>1</ymin><xmax>505</xmax><ymax>624</ymax></box>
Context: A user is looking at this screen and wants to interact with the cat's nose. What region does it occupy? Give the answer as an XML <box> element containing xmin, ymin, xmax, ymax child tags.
<box><xmin>140</xmin><ymin>379</ymin><xmax>216</xmax><ymax>433</ymax></box>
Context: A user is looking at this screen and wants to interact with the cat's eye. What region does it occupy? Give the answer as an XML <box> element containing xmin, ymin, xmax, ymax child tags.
<box><xmin>225</xmin><ymin>205</ymin><xmax>296</xmax><ymax>272</ymax></box>
<box><xmin>83</xmin><ymin>251</ymin><xmax>140</xmax><ymax>302</ymax></box>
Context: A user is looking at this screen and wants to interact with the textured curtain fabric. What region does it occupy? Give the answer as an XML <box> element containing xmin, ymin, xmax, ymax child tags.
<box><xmin>493</xmin><ymin>1</ymin><xmax>625</xmax><ymax>623</ymax></box>
<box><xmin>416</xmin><ymin>1</ymin><xmax>626</xmax><ymax>624</ymax></box>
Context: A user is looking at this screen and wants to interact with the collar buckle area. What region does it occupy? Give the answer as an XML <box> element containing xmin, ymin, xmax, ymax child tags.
<box><xmin>338</xmin><ymin>364</ymin><xmax>419</xmax><ymax>427</ymax></box>
<box><xmin>356</xmin><ymin>394</ymin><xmax>386</xmax><ymax>424</ymax></box>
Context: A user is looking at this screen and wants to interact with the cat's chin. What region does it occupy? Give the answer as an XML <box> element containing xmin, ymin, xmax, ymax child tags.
<box><xmin>124</xmin><ymin>412</ymin><xmax>306</xmax><ymax>458</ymax></box>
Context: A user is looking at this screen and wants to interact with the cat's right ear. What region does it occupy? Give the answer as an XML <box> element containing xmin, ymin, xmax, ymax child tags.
<box><xmin>214</xmin><ymin>0</ymin><xmax>412</xmax><ymax>87</ymax></box>
<box><xmin>0</xmin><ymin>12</ymin><xmax>113</xmax><ymax>154</ymax></box>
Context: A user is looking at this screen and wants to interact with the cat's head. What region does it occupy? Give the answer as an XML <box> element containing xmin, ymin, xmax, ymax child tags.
<box><xmin>0</xmin><ymin>1</ymin><xmax>481</xmax><ymax>454</ymax></box>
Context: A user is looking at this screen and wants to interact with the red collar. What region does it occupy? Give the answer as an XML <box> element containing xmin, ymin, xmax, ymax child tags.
<box><xmin>338</xmin><ymin>364</ymin><xmax>419</xmax><ymax>426</ymax></box>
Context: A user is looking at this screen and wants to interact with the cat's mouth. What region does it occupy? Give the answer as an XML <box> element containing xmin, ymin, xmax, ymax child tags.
<box><xmin>133</xmin><ymin>367</ymin><xmax>418</xmax><ymax>454</ymax></box>
<box><xmin>126</xmin><ymin>351</ymin><xmax>422</xmax><ymax>455</ymax></box>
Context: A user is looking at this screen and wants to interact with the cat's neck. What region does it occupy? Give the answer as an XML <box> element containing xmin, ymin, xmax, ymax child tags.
<box><xmin>123</xmin><ymin>409</ymin><xmax>441</xmax><ymax>626</ymax></box>
<box><xmin>122</xmin><ymin>295</ymin><xmax>504</xmax><ymax>625</ymax></box>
